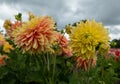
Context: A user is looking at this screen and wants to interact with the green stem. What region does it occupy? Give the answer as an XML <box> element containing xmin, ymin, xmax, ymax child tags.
<box><xmin>52</xmin><ymin>54</ymin><xmax>56</xmax><ymax>84</ymax></box>
<box><xmin>47</xmin><ymin>52</ymin><xmax>50</xmax><ymax>71</ymax></box>
<box><xmin>86</xmin><ymin>60</ymin><xmax>91</xmax><ymax>84</ymax></box>
<box><xmin>101</xmin><ymin>67</ymin><xmax>104</xmax><ymax>79</ymax></box>
<box><xmin>34</xmin><ymin>55</ymin><xmax>40</xmax><ymax>70</ymax></box>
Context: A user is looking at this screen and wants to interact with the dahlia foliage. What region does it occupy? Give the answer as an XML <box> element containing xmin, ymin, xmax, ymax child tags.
<box><xmin>1</xmin><ymin>12</ymin><xmax>119</xmax><ymax>84</ymax></box>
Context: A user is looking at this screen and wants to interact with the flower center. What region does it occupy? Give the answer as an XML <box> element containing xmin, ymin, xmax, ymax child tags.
<box><xmin>84</xmin><ymin>33</ymin><xmax>91</xmax><ymax>39</ymax></box>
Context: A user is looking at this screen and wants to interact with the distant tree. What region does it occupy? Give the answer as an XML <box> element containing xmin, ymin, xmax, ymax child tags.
<box><xmin>72</xmin><ymin>20</ymin><xmax>87</xmax><ymax>26</ymax></box>
<box><xmin>110</xmin><ymin>39</ymin><xmax>120</xmax><ymax>48</ymax></box>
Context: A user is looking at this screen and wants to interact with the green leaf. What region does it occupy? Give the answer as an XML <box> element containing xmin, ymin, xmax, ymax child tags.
<box><xmin>15</xmin><ymin>13</ymin><xmax>22</xmax><ymax>21</ymax></box>
<box><xmin>0</xmin><ymin>67</ymin><xmax>8</xmax><ymax>79</ymax></box>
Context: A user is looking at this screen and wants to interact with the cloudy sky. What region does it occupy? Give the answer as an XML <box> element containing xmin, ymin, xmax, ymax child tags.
<box><xmin>0</xmin><ymin>0</ymin><xmax>120</xmax><ymax>40</ymax></box>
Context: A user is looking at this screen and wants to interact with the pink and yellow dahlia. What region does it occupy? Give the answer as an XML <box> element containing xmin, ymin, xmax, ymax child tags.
<box><xmin>0</xmin><ymin>55</ymin><xmax>9</xmax><ymax>66</ymax></box>
<box><xmin>55</xmin><ymin>32</ymin><xmax>72</xmax><ymax>57</ymax></box>
<box><xmin>75</xmin><ymin>56</ymin><xmax>97</xmax><ymax>70</ymax></box>
<box><xmin>108</xmin><ymin>49</ymin><xmax>120</xmax><ymax>62</ymax></box>
<box><xmin>3</xmin><ymin>20</ymin><xmax>22</xmax><ymax>39</ymax></box>
<box><xmin>12</xmin><ymin>16</ymin><xmax>56</xmax><ymax>54</ymax></box>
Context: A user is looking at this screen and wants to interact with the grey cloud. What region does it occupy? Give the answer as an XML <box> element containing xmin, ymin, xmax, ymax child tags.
<box><xmin>108</xmin><ymin>26</ymin><xmax>120</xmax><ymax>34</ymax></box>
<box><xmin>0</xmin><ymin>0</ymin><xmax>120</xmax><ymax>37</ymax></box>
<box><xmin>74</xmin><ymin>0</ymin><xmax>120</xmax><ymax>26</ymax></box>
<box><xmin>1</xmin><ymin>0</ymin><xmax>120</xmax><ymax>26</ymax></box>
<box><xmin>0</xmin><ymin>0</ymin><xmax>70</xmax><ymax>28</ymax></box>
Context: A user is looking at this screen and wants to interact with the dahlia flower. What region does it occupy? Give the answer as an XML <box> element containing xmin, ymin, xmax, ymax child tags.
<box><xmin>115</xmin><ymin>49</ymin><xmax>120</xmax><ymax>56</ymax></box>
<box><xmin>69</xmin><ymin>20</ymin><xmax>110</xmax><ymax>69</ymax></box>
<box><xmin>0</xmin><ymin>33</ymin><xmax>5</xmax><ymax>45</ymax></box>
<box><xmin>3</xmin><ymin>42</ymin><xmax>14</xmax><ymax>53</ymax></box>
<box><xmin>75</xmin><ymin>56</ymin><xmax>97</xmax><ymax>70</ymax></box>
<box><xmin>108</xmin><ymin>49</ymin><xmax>120</xmax><ymax>62</ymax></box>
<box><xmin>3</xmin><ymin>20</ymin><xmax>22</xmax><ymax>39</ymax></box>
<box><xmin>28</xmin><ymin>12</ymin><xmax>35</xmax><ymax>20</ymax></box>
<box><xmin>0</xmin><ymin>55</ymin><xmax>9</xmax><ymax>66</ymax></box>
<box><xmin>54</xmin><ymin>32</ymin><xmax>72</xmax><ymax>57</ymax></box>
<box><xmin>65</xmin><ymin>24</ymin><xmax>72</xmax><ymax>34</ymax></box>
<box><xmin>12</xmin><ymin>16</ymin><xmax>56</xmax><ymax>54</ymax></box>
<box><xmin>114</xmin><ymin>49</ymin><xmax>120</xmax><ymax>61</ymax></box>
<box><xmin>98</xmin><ymin>42</ymin><xmax>110</xmax><ymax>56</ymax></box>
<box><xmin>69</xmin><ymin>20</ymin><xmax>110</xmax><ymax>59</ymax></box>
<box><xmin>0</xmin><ymin>33</ymin><xmax>14</xmax><ymax>53</ymax></box>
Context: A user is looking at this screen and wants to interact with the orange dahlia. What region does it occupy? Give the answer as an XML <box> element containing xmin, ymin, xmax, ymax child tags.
<box><xmin>12</xmin><ymin>16</ymin><xmax>56</xmax><ymax>54</ymax></box>
<box><xmin>55</xmin><ymin>32</ymin><xmax>72</xmax><ymax>57</ymax></box>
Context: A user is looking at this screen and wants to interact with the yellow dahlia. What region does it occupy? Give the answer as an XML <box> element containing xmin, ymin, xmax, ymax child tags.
<box><xmin>98</xmin><ymin>42</ymin><xmax>110</xmax><ymax>56</ymax></box>
<box><xmin>3</xmin><ymin>42</ymin><xmax>14</xmax><ymax>53</ymax></box>
<box><xmin>0</xmin><ymin>33</ymin><xmax>5</xmax><ymax>45</ymax></box>
<box><xmin>28</xmin><ymin>12</ymin><xmax>35</xmax><ymax>20</ymax></box>
<box><xmin>69</xmin><ymin>20</ymin><xmax>110</xmax><ymax>59</ymax></box>
<box><xmin>65</xmin><ymin>24</ymin><xmax>72</xmax><ymax>34</ymax></box>
<box><xmin>12</xmin><ymin>16</ymin><xmax>56</xmax><ymax>54</ymax></box>
<box><xmin>69</xmin><ymin>20</ymin><xmax>110</xmax><ymax>70</ymax></box>
<box><xmin>3</xmin><ymin>20</ymin><xmax>12</xmax><ymax>29</ymax></box>
<box><xmin>0</xmin><ymin>33</ymin><xmax>14</xmax><ymax>53</ymax></box>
